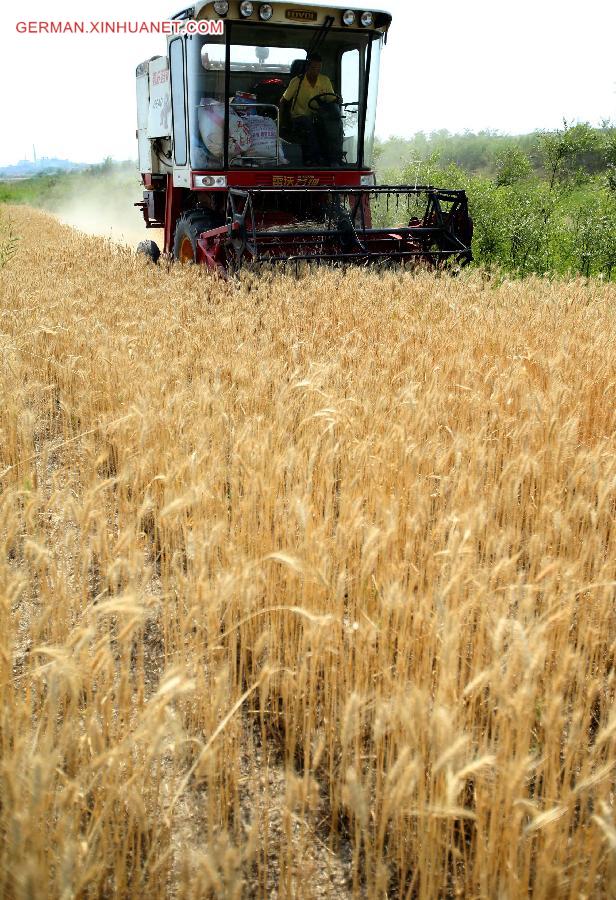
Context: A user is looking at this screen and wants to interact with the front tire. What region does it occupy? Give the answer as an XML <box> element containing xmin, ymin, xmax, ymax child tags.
<box><xmin>173</xmin><ymin>212</ymin><xmax>220</xmax><ymax>264</ymax></box>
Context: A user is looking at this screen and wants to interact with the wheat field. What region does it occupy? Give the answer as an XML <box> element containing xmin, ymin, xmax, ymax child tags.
<box><xmin>1</xmin><ymin>206</ymin><xmax>615</xmax><ymax>899</ymax></box>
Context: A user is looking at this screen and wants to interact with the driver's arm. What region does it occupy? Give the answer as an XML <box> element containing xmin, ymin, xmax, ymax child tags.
<box><xmin>321</xmin><ymin>75</ymin><xmax>337</xmax><ymax>101</ymax></box>
<box><xmin>281</xmin><ymin>77</ymin><xmax>299</xmax><ymax>104</ymax></box>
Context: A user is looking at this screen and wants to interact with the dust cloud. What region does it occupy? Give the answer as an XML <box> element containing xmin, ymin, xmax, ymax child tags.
<box><xmin>50</xmin><ymin>168</ymin><xmax>159</xmax><ymax>251</ymax></box>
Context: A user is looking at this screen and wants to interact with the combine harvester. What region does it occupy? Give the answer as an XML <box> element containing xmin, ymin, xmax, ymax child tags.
<box><xmin>135</xmin><ymin>0</ymin><xmax>473</xmax><ymax>272</ymax></box>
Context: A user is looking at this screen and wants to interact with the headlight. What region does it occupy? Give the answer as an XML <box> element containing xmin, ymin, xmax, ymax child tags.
<box><xmin>213</xmin><ymin>0</ymin><xmax>229</xmax><ymax>14</ymax></box>
<box><xmin>194</xmin><ymin>175</ymin><xmax>227</xmax><ymax>188</ymax></box>
<box><xmin>259</xmin><ymin>3</ymin><xmax>273</xmax><ymax>20</ymax></box>
<box><xmin>360</xmin><ymin>11</ymin><xmax>374</xmax><ymax>27</ymax></box>
<box><xmin>342</xmin><ymin>10</ymin><xmax>356</xmax><ymax>26</ymax></box>
<box><xmin>240</xmin><ymin>1</ymin><xmax>254</xmax><ymax>16</ymax></box>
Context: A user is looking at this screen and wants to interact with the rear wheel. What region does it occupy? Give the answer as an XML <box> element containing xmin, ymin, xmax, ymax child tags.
<box><xmin>173</xmin><ymin>212</ymin><xmax>221</xmax><ymax>264</ymax></box>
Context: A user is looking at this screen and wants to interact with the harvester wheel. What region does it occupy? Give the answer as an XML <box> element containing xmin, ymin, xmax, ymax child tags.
<box><xmin>173</xmin><ymin>212</ymin><xmax>219</xmax><ymax>264</ymax></box>
<box><xmin>136</xmin><ymin>239</ymin><xmax>160</xmax><ymax>264</ymax></box>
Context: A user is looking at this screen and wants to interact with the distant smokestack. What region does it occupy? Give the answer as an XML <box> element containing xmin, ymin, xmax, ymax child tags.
<box><xmin>33</xmin><ymin>144</ymin><xmax>37</xmax><ymax>163</ymax></box>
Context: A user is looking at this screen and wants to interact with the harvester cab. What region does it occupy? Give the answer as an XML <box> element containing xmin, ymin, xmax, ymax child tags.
<box><xmin>135</xmin><ymin>1</ymin><xmax>473</xmax><ymax>272</ymax></box>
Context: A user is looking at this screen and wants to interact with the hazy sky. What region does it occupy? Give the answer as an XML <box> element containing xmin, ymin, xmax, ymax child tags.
<box><xmin>3</xmin><ymin>0</ymin><xmax>615</xmax><ymax>165</ymax></box>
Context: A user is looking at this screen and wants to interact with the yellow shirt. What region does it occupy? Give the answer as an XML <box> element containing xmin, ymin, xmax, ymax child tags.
<box><xmin>282</xmin><ymin>73</ymin><xmax>336</xmax><ymax>118</ymax></box>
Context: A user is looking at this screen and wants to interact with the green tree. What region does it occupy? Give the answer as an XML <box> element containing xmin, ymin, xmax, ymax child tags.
<box><xmin>539</xmin><ymin>120</ymin><xmax>599</xmax><ymax>189</ymax></box>
<box><xmin>494</xmin><ymin>145</ymin><xmax>532</xmax><ymax>187</ymax></box>
<box><xmin>601</xmin><ymin>129</ymin><xmax>616</xmax><ymax>194</ymax></box>
<box><xmin>568</xmin><ymin>195</ymin><xmax>616</xmax><ymax>278</ymax></box>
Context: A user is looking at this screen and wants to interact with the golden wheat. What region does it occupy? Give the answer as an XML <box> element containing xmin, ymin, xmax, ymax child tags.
<box><xmin>0</xmin><ymin>205</ymin><xmax>615</xmax><ymax>898</ymax></box>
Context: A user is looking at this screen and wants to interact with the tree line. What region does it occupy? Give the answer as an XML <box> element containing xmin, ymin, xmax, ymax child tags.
<box><xmin>375</xmin><ymin>122</ymin><xmax>616</xmax><ymax>279</ymax></box>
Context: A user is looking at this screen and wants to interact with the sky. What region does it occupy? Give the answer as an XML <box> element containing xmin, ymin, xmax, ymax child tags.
<box><xmin>2</xmin><ymin>0</ymin><xmax>615</xmax><ymax>166</ymax></box>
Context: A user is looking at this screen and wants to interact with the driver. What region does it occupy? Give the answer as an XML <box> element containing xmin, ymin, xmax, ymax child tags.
<box><xmin>280</xmin><ymin>52</ymin><xmax>336</xmax><ymax>166</ymax></box>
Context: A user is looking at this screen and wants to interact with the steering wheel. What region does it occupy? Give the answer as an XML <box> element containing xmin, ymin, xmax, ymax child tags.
<box><xmin>308</xmin><ymin>92</ymin><xmax>343</xmax><ymax>111</ymax></box>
